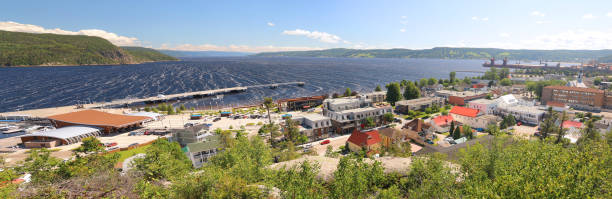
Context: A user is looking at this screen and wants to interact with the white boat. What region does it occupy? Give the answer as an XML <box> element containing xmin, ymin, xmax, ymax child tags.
<box><xmin>1</xmin><ymin>125</ymin><xmax>23</xmax><ymax>134</ymax></box>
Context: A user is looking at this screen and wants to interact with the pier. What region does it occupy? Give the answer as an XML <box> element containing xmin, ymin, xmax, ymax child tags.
<box><xmin>95</xmin><ymin>81</ymin><xmax>306</xmax><ymax>107</ymax></box>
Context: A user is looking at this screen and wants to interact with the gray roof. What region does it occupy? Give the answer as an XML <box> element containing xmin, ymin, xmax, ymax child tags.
<box><xmin>187</xmin><ymin>134</ymin><xmax>222</xmax><ymax>152</ymax></box>
<box><xmin>20</xmin><ymin>126</ymin><xmax>101</xmax><ymax>142</ymax></box>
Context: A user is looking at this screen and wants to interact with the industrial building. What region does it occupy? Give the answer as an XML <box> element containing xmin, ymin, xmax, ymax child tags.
<box><xmin>20</xmin><ymin>126</ymin><xmax>102</xmax><ymax>148</ymax></box>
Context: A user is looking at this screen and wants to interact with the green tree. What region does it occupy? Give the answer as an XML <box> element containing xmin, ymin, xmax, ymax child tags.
<box><xmin>263</xmin><ymin>97</ymin><xmax>274</xmax><ymax>124</ymax></box>
<box><xmin>273</xmin><ymin>160</ymin><xmax>326</xmax><ymax>199</ymax></box>
<box><xmin>344</xmin><ymin>87</ymin><xmax>352</xmax><ymax>97</ymax></box>
<box><xmin>594</xmin><ymin>77</ymin><xmax>602</xmax><ymax>85</ymax></box>
<box><xmin>428</xmin><ymin>78</ymin><xmax>437</xmax><ymax>86</ymax></box>
<box><xmin>73</xmin><ymin>137</ymin><xmax>104</xmax><ymax>155</ymax></box>
<box><xmin>377</xmin><ymin>185</ymin><xmax>401</xmax><ymax>199</ymax></box>
<box><xmin>20</xmin><ymin>148</ymin><xmax>62</xmax><ymax>184</ymax></box>
<box><xmin>363</xmin><ymin>117</ymin><xmax>376</xmax><ymax>128</ymax></box>
<box><xmin>419</xmin><ymin>78</ymin><xmax>428</xmax><ymax>88</ymax></box>
<box><xmin>375</xmin><ymin>85</ymin><xmax>382</xmax><ymax>92</ymax></box>
<box><xmin>211</xmin><ymin>136</ymin><xmax>272</xmax><ymax>183</ymax></box>
<box><xmin>383</xmin><ymin>113</ymin><xmax>394</xmax><ymax>124</ymax></box>
<box><xmin>403</xmin><ymin>81</ymin><xmax>420</xmax><ymax>100</ymax></box>
<box><xmin>284</xmin><ymin>118</ymin><xmax>301</xmax><ymax>143</ymax></box>
<box><xmin>385</xmin><ymin>82</ymin><xmax>402</xmax><ymax>105</ymax></box>
<box><xmin>144</xmin><ymin>106</ymin><xmax>151</xmax><ymax>112</ymax></box>
<box><xmin>452</xmin><ymin>125</ymin><xmax>461</xmax><ymax>139</ymax></box>
<box><xmin>556</xmin><ymin>111</ymin><xmax>568</xmax><ymax>144</ymax></box>
<box><xmin>330</xmin><ymin>156</ymin><xmax>385</xmax><ymax>199</ymax></box>
<box><xmin>133</xmin><ymin>139</ymin><xmax>192</xmax><ymax>181</ymax></box>
<box><xmin>462</xmin><ymin>124</ymin><xmax>473</xmax><ymax>139</ymax></box>
<box><xmin>577</xmin><ymin>119</ymin><xmax>600</xmax><ymax>145</ymax></box>
<box><xmin>449</xmin><ymin>71</ymin><xmax>456</xmax><ymax>84</ymax></box>
<box><xmin>500</xmin><ymin>78</ymin><xmax>512</xmax><ymax>86</ymax></box>
<box><xmin>463</xmin><ymin>76</ymin><xmax>471</xmax><ymax>85</ymax></box>
<box><xmin>401</xmin><ymin>153</ymin><xmax>457</xmax><ymax>198</ymax></box>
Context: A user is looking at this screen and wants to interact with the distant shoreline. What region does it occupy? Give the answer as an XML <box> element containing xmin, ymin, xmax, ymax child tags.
<box><xmin>1</xmin><ymin>59</ymin><xmax>181</xmax><ymax>68</ymax></box>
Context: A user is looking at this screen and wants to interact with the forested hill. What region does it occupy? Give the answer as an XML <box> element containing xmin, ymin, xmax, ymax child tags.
<box><xmin>0</xmin><ymin>30</ymin><xmax>177</xmax><ymax>66</ymax></box>
<box><xmin>253</xmin><ymin>47</ymin><xmax>612</xmax><ymax>62</ymax></box>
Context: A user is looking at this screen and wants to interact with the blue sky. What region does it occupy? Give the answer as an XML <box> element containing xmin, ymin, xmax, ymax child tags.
<box><xmin>2</xmin><ymin>0</ymin><xmax>612</xmax><ymax>52</ymax></box>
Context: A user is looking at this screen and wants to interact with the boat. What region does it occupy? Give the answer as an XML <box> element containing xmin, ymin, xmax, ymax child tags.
<box><xmin>1</xmin><ymin>125</ymin><xmax>23</xmax><ymax>134</ymax></box>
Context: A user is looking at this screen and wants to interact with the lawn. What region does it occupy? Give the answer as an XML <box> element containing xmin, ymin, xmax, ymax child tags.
<box><xmin>107</xmin><ymin>144</ymin><xmax>151</xmax><ymax>163</ymax></box>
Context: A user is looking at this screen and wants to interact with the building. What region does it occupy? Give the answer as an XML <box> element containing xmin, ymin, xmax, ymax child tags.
<box><xmin>47</xmin><ymin>110</ymin><xmax>150</xmax><ymax>134</ymax></box>
<box><xmin>468</xmin><ymin>99</ymin><xmax>498</xmax><ymax>115</ymax></box>
<box><xmin>184</xmin><ymin>134</ymin><xmax>222</xmax><ymax>168</ymax></box>
<box><xmin>358</xmin><ymin>91</ymin><xmax>387</xmax><ymax>103</ymax></box>
<box><xmin>292</xmin><ymin>113</ymin><xmax>333</xmax><ymax>141</ymax></box>
<box><xmin>495</xmin><ymin>95</ymin><xmax>545</xmax><ymax>125</ymax></box>
<box><xmin>172</xmin><ymin>124</ymin><xmax>210</xmax><ymax>146</ymax></box>
<box><xmin>541</xmin><ymin>85</ymin><xmax>605</xmax><ymax>112</ymax></box>
<box><xmin>126</xmin><ymin>112</ymin><xmax>163</xmax><ymax>121</ymax></box>
<box><xmin>346</xmin><ymin>129</ymin><xmax>382</xmax><ymax>154</ymax></box>
<box><xmin>20</xmin><ymin>126</ymin><xmax>101</xmax><ymax>148</ymax></box>
<box><xmin>395</xmin><ymin>97</ymin><xmax>445</xmax><ymax>114</ymax></box>
<box><xmin>430</xmin><ymin>115</ymin><xmax>454</xmax><ymax>133</ymax></box>
<box><xmin>379</xmin><ymin>128</ymin><xmax>410</xmax><ymax>147</ymax></box>
<box><xmin>546</xmin><ymin>101</ymin><xmax>569</xmax><ymax>112</ymax></box>
<box><xmin>323</xmin><ymin>98</ymin><xmax>392</xmax><ymax>134</ymax></box>
<box><xmin>277</xmin><ymin>95</ymin><xmax>326</xmax><ymax>112</ymax></box>
<box><xmin>435</xmin><ymin>90</ymin><xmax>488</xmax><ymax>106</ymax></box>
<box><xmin>449</xmin><ymin>106</ymin><xmax>498</xmax><ymax>129</ymax></box>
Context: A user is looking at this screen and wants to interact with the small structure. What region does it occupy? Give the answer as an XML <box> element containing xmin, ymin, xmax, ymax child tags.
<box><xmin>171</xmin><ymin>124</ymin><xmax>211</xmax><ymax>146</ymax></box>
<box><xmin>379</xmin><ymin>128</ymin><xmax>410</xmax><ymax>147</ymax></box>
<box><xmin>395</xmin><ymin>97</ymin><xmax>445</xmax><ymax>114</ymax></box>
<box><xmin>468</xmin><ymin>99</ymin><xmax>498</xmax><ymax>115</ymax></box>
<box><xmin>277</xmin><ymin>95</ymin><xmax>326</xmax><ymax>112</ymax></box>
<box><xmin>184</xmin><ymin>134</ymin><xmax>222</xmax><ymax>168</ymax></box>
<box><xmin>546</xmin><ymin>101</ymin><xmax>569</xmax><ymax>112</ymax></box>
<box><xmin>495</xmin><ymin>95</ymin><xmax>545</xmax><ymax>125</ymax></box>
<box><xmin>190</xmin><ymin>114</ymin><xmax>202</xmax><ymax>120</ymax></box>
<box><xmin>449</xmin><ymin>106</ymin><xmax>498</xmax><ymax>129</ymax></box>
<box><xmin>357</xmin><ymin>92</ymin><xmax>387</xmax><ymax>103</ymax></box>
<box><xmin>431</xmin><ymin>115</ymin><xmax>454</xmax><ymax>132</ymax></box>
<box><xmin>47</xmin><ymin>110</ymin><xmax>149</xmax><ymax>134</ymax></box>
<box><xmin>220</xmin><ymin>111</ymin><xmax>232</xmax><ymax>117</ymax></box>
<box><xmin>292</xmin><ymin>113</ymin><xmax>332</xmax><ymax>142</ymax></box>
<box><xmin>346</xmin><ymin>129</ymin><xmax>382</xmax><ymax>154</ymax></box>
<box><xmin>126</xmin><ymin>112</ymin><xmax>163</xmax><ymax>121</ymax></box>
<box><xmin>435</xmin><ymin>90</ymin><xmax>488</xmax><ymax>106</ymax></box>
<box><xmin>20</xmin><ymin>126</ymin><xmax>101</xmax><ymax>148</ymax></box>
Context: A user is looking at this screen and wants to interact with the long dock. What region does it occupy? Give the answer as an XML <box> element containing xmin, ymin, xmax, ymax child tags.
<box><xmin>95</xmin><ymin>81</ymin><xmax>305</xmax><ymax>107</ymax></box>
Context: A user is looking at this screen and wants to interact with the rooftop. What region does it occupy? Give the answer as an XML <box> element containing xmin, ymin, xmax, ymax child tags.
<box><xmin>396</xmin><ymin>97</ymin><xmax>442</xmax><ymax>105</ymax></box>
<box><xmin>347</xmin><ymin>129</ymin><xmax>381</xmax><ymax>146</ymax></box>
<box><xmin>450</xmin><ymin>106</ymin><xmax>480</xmax><ymax>117</ymax></box>
<box><xmin>562</xmin><ymin>121</ymin><xmax>583</xmax><ymax>129</ymax></box>
<box><xmin>436</xmin><ymin>90</ymin><xmax>487</xmax><ymax>97</ymax></box>
<box><xmin>187</xmin><ymin>134</ymin><xmax>222</xmax><ymax>152</ymax></box>
<box><xmin>299</xmin><ymin>113</ymin><xmax>330</xmax><ymax>121</ymax></box>
<box><xmin>544</xmin><ymin>85</ymin><xmax>604</xmax><ymax>93</ymax></box>
<box><xmin>20</xmin><ymin>126</ymin><xmax>100</xmax><ymax>142</ymax></box>
<box><xmin>432</xmin><ymin>115</ymin><xmax>454</xmax><ymax>126</ymax></box>
<box><xmin>469</xmin><ymin>98</ymin><xmax>497</xmax><ymax>105</ymax></box>
<box><xmin>47</xmin><ymin>110</ymin><xmax>150</xmax><ymax>128</ymax></box>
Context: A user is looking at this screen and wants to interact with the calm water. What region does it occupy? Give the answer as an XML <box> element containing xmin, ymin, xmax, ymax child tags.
<box><xmin>0</xmin><ymin>57</ymin><xmax>486</xmax><ymax>112</ymax></box>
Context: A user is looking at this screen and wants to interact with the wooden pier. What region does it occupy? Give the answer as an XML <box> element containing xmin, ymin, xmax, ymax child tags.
<box><xmin>95</xmin><ymin>81</ymin><xmax>305</xmax><ymax>107</ymax></box>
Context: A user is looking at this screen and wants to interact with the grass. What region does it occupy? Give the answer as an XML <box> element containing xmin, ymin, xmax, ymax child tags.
<box><xmin>441</xmin><ymin>132</ymin><xmax>450</xmax><ymax>136</ymax></box>
<box><xmin>25</xmin><ymin>148</ymin><xmax>61</xmax><ymax>153</ymax></box>
<box><xmin>107</xmin><ymin>144</ymin><xmax>151</xmax><ymax>163</ymax></box>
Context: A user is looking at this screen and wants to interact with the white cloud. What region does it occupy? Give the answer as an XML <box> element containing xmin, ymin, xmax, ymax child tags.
<box><xmin>0</xmin><ymin>21</ymin><xmax>139</xmax><ymax>46</ymax></box>
<box><xmin>158</xmin><ymin>43</ymin><xmax>322</xmax><ymax>53</ymax></box>
<box><xmin>267</xmin><ymin>22</ymin><xmax>275</xmax><ymax>27</ymax></box>
<box><xmin>535</xmin><ymin>20</ymin><xmax>550</xmax><ymax>24</ymax></box>
<box><xmin>582</xmin><ymin>14</ymin><xmax>596</xmax><ymax>19</ymax></box>
<box><xmin>607</xmin><ymin>12</ymin><xmax>612</xmax><ymax>17</ymax></box>
<box><xmin>499</xmin><ymin>33</ymin><xmax>510</xmax><ymax>37</ymax></box>
<box><xmin>483</xmin><ymin>29</ymin><xmax>612</xmax><ymax>50</ymax></box>
<box><xmin>282</xmin><ymin>29</ymin><xmax>346</xmax><ymax>43</ymax></box>
<box><xmin>471</xmin><ymin>16</ymin><xmax>489</xmax><ymax>21</ymax></box>
<box><xmin>530</xmin><ymin>11</ymin><xmax>546</xmax><ymax>17</ymax></box>
<box><xmin>401</xmin><ymin>16</ymin><xmax>407</xmax><ymax>19</ymax></box>
<box><xmin>400</xmin><ymin>28</ymin><xmax>406</xmax><ymax>32</ymax></box>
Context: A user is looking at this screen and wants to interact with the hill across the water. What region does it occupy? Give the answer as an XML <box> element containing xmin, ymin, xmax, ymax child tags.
<box><xmin>253</xmin><ymin>47</ymin><xmax>612</xmax><ymax>62</ymax></box>
<box><xmin>0</xmin><ymin>30</ymin><xmax>178</xmax><ymax>66</ymax></box>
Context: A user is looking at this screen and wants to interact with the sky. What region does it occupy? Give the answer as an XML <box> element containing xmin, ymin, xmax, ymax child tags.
<box><xmin>2</xmin><ymin>0</ymin><xmax>612</xmax><ymax>52</ymax></box>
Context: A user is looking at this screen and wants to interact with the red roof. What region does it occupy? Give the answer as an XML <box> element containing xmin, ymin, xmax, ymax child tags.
<box><xmin>562</xmin><ymin>121</ymin><xmax>583</xmax><ymax>129</ymax></box>
<box><xmin>347</xmin><ymin>129</ymin><xmax>382</xmax><ymax>147</ymax></box>
<box><xmin>47</xmin><ymin>110</ymin><xmax>150</xmax><ymax>128</ymax></box>
<box><xmin>449</xmin><ymin>106</ymin><xmax>480</xmax><ymax>117</ymax></box>
<box><xmin>432</xmin><ymin>115</ymin><xmax>454</xmax><ymax>126</ymax></box>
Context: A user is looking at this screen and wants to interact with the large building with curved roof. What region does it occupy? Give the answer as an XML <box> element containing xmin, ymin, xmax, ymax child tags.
<box><xmin>47</xmin><ymin>110</ymin><xmax>150</xmax><ymax>133</ymax></box>
<box><xmin>20</xmin><ymin>126</ymin><xmax>101</xmax><ymax>148</ymax></box>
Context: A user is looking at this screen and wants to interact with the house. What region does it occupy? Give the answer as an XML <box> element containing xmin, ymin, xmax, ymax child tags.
<box><xmin>323</xmin><ymin>98</ymin><xmax>393</xmax><ymax>134</ymax></box>
<box><xmin>404</xmin><ymin>119</ymin><xmax>433</xmax><ymax>133</ymax></box>
<box><xmin>379</xmin><ymin>128</ymin><xmax>410</xmax><ymax>147</ymax></box>
<box><xmin>449</xmin><ymin>106</ymin><xmax>498</xmax><ymax>129</ymax></box>
<box><xmin>171</xmin><ymin>124</ymin><xmax>210</xmax><ymax>146</ymax></box>
<box><xmin>292</xmin><ymin>113</ymin><xmax>333</xmax><ymax>142</ymax></box>
<box><xmin>184</xmin><ymin>134</ymin><xmax>222</xmax><ymax>168</ymax></box>
<box><xmin>346</xmin><ymin>129</ymin><xmax>382</xmax><ymax>154</ymax></box>
<box><xmin>430</xmin><ymin>115</ymin><xmax>454</xmax><ymax>133</ymax></box>
<box><xmin>468</xmin><ymin>99</ymin><xmax>498</xmax><ymax>115</ymax></box>
<box><xmin>358</xmin><ymin>91</ymin><xmax>387</xmax><ymax>103</ymax></box>
<box><xmin>395</xmin><ymin>97</ymin><xmax>445</xmax><ymax>114</ymax></box>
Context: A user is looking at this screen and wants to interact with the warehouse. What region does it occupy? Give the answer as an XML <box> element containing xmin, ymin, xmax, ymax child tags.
<box><xmin>20</xmin><ymin>126</ymin><xmax>101</xmax><ymax>148</ymax></box>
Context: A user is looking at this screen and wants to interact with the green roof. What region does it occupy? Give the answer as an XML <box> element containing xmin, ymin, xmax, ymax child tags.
<box><xmin>186</xmin><ymin>134</ymin><xmax>222</xmax><ymax>152</ymax></box>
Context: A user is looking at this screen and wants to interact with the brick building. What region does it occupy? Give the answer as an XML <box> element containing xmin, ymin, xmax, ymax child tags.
<box><xmin>541</xmin><ymin>86</ymin><xmax>605</xmax><ymax>111</ymax></box>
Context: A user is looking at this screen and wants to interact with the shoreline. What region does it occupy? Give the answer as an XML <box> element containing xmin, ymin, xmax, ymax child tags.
<box><xmin>0</xmin><ymin>59</ymin><xmax>180</xmax><ymax>68</ymax></box>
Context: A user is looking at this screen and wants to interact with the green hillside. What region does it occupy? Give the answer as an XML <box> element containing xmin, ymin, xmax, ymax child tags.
<box><xmin>254</xmin><ymin>47</ymin><xmax>612</xmax><ymax>62</ymax></box>
<box><xmin>0</xmin><ymin>30</ymin><xmax>177</xmax><ymax>66</ymax></box>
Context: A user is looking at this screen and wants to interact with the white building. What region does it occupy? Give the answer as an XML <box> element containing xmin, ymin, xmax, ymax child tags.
<box><xmin>494</xmin><ymin>95</ymin><xmax>545</xmax><ymax>125</ymax></box>
<box><xmin>322</xmin><ymin>98</ymin><xmax>392</xmax><ymax>134</ymax></box>
<box><xmin>468</xmin><ymin>99</ymin><xmax>498</xmax><ymax>115</ymax></box>
<box><xmin>292</xmin><ymin>113</ymin><xmax>333</xmax><ymax>141</ymax></box>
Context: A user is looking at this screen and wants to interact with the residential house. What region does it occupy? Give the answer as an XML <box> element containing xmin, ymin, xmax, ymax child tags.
<box><xmin>468</xmin><ymin>99</ymin><xmax>498</xmax><ymax>115</ymax></box>
<box><xmin>346</xmin><ymin>129</ymin><xmax>382</xmax><ymax>154</ymax></box>
<box><xmin>430</xmin><ymin>115</ymin><xmax>454</xmax><ymax>133</ymax></box>
<box><xmin>449</xmin><ymin>106</ymin><xmax>499</xmax><ymax>130</ymax></box>
<box><xmin>184</xmin><ymin>134</ymin><xmax>222</xmax><ymax>168</ymax></box>
<box><xmin>171</xmin><ymin>124</ymin><xmax>210</xmax><ymax>146</ymax></box>
<box><xmin>379</xmin><ymin>128</ymin><xmax>410</xmax><ymax>148</ymax></box>
<box><xmin>323</xmin><ymin>98</ymin><xmax>393</xmax><ymax>134</ymax></box>
<box><xmin>395</xmin><ymin>97</ymin><xmax>445</xmax><ymax>114</ymax></box>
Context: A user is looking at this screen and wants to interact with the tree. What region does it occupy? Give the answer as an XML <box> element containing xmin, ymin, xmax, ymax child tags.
<box><xmin>463</xmin><ymin>77</ymin><xmax>471</xmax><ymax>85</ymax></box>
<box><xmin>73</xmin><ymin>137</ymin><xmax>104</xmax><ymax>155</ymax></box>
<box><xmin>179</xmin><ymin>104</ymin><xmax>186</xmax><ymax>111</ymax></box>
<box><xmin>332</xmin><ymin>93</ymin><xmax>340</xmax><ymax>98</ymax></box>
<box><xmin>385</xmin><ymin>82</ymin><xmax>402</xmax><ymax>105</ymax></box>
<box><xmin>452</xmin><ymin>125</ymin><xmax>461</xmax><ymax>139</ymax></box>
<box><xmin>20</xmin><ymin>148</ymin><xmax>62</xmax><ymax>184</ymax></box>
<box><xmin>449</xmin><ymin>71</ymin><xmax>456</xmax><ymax>83</ymax></box>
<box><xmin>283</xmin><ymin>118</ymin><xmax>301</xmax><ymax>143</ymax></box>
<box><xmin>363</xmin><ymin>117</ymin><xmax>375</xmax><ymax>128</ymax></box>
<box><xmin>383</xmin><ymin>113</ymin><xmax>394</xmax><ymax>124</ymax></box>
<box><xmin>577</xmin><ymin>119</ymin><xmax>600</xmax><ymax>145</ymax></box>
<box><xmin>211</xmin><ymin>136</ymin><xmax>272</xmax><ymax>183</ymax></box>
<box><xmin>449</xmin><ymin>121</ymin><xmax>455</xmax><ymax>135</ymax></box>
<box><xmin>344</xmin><ymin>88</ymin><xmax>352</xmax><ymax>97</ymax></box>
<box><xmin>167</xmin><ymin>105</ymin><xmax>175</xmax><ymax>115</ymax></box>
<box><xmin>428</xmin><ymin>78</ymin><xmax>437</xmax><ymax>86</ymax></box>
<box><xmin>133</xmin><ymin>139</ymin><xmax>192</xmax><ymax>181</ymax></box>
<box><xmin>488</xmin><ymin>80</ymin><xmax>495</xmax><ymax>87</ymax></box>
<box><xmin>403</xmin><ymin>82</ymin><xmax>420</xmax><ymax>100</ymax></box>
<box><xmin>500</xmin><ymin>78</ymin><xmax>512</xmax><ymax>86</ymax></box>
<box><xmin>462</xmin><ymin>125</ymin><xmax>473</xmax><ymax>139</ymax></box>
<box><xmin>263</xmin><ymin>97</ymin><xmax>274</xmax><ymax>124</ymax></box>
<box><xmin>556</xmin><ymin>111</ymin><xmax>568</xmax><ymax>144</ymax></box>
<box><xmin>375</xmin><ymin>85</ymin><xmax>382</xmax><ymax>92</ymax></box>
<box><xmin>419</xmin><ymin>78</ymin><xmax>428</xmax><ymax>88</ymax></box>
<box><xmin>594</xmin><ymin>77</ymin><xmax>602</xmax><ymax>85</ymax></box>
<box><xmin>401</xmin><ymin>154</ymin><xmax>457</xmax><ymax>198</ymax></box>
<box><xmin>273</xmin><ymin>160</ymin><xmax>325</xmax><ymax>199</ymax></box>
<box><xmin>144</xmin><ymin>106</ymin><xmax>151</xmax><ymax>112</ymax></box>
<box><xmin>330</xmin><ymin>156</ymin><xmax>385</xmax><ymax>199</ymax></box>
<box><xmin>486</xmin><ymin>124</ymin><xmax>500</xmax><ymax>136</ymax></box>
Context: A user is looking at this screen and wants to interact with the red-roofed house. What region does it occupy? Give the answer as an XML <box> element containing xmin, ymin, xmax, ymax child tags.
<box><xmin>431</xmin><ymin>115</ymin><xmax>454</xmax><ymax>132</ymax></box>
<box><xmin>347</xmin><ymin>129</ymin><xmax>382</xmax><ymax>154</ymax></box>
<box><xmin>450</xmin><ymin>106</ymin><xmax>499</xmax><ymax>129</ymax></box>
<box><xmin>562</xmin><ymin>121</ymin><xmax>583</xmax><ymax>129</ymax></box>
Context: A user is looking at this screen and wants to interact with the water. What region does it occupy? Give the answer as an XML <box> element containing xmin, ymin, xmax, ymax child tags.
<box><xmin>0</xmin><ymin>57</ymin><xmax>486</xmax><ymax>112</ymax></box>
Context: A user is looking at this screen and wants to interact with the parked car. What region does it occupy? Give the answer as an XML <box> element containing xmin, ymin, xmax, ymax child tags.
<box><xmin>106</xmin><ymin>147</ymin><xmax>119</xmax><ymax>151</ymax></box>
<box><xmin>213</xmin><ymin>118</ymin><xmax>221</xmax><ymax>122</ymax></box>
<box><xmin>184</xmin><ymin>123</ymin><xmax>195</xmax><ymax>128</ymax></box>
<box><xmin>104</xmin><ymin>142</ymin><xmax>118</xmax><ymax>147</ymax></box>
<box><xmin>128</xmin><ymin>143</ymin><xmax>139</xmax><ymax>147</ymax></box>
<box><xmin>128</xmin><ymin>132</ymin><xmax>137</xmax><ymax>136</ymax></box>
<box><xmin>320</xmin><ymin>140</ymin><xmax>330</xmax><ymax>145</ymax></box>
<box><xmin>425</xmin><ymin>139</ymin><xmax>434</xmax><ymax>144</ymax></box>
<box><xmin>443</xmin><ymin>137</ymin><xmax>454</xmax><ymax>142</ymax></box>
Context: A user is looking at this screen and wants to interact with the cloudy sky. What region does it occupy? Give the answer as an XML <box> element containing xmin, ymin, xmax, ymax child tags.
<box><xmin>2</xmin><ymin>0</ymin><xmax>612</xmax><ymax>52</ymax></box>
